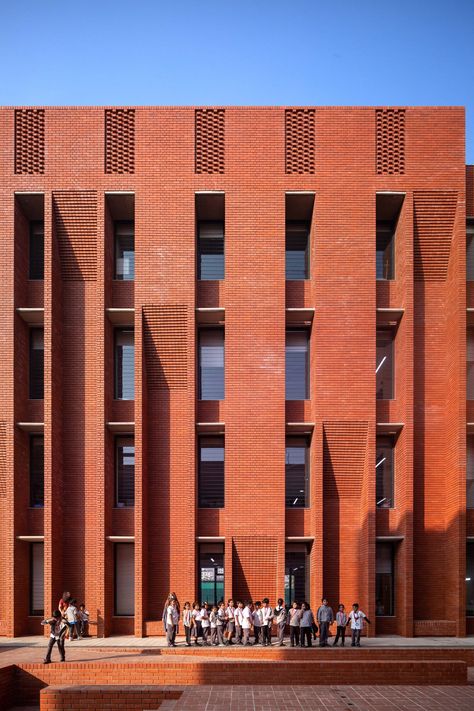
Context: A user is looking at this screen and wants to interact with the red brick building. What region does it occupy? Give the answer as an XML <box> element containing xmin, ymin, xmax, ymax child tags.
<box><xmin>0</xmin><ymin>106</ymin><xmax>472</xmax><ymax>638</ymax></box>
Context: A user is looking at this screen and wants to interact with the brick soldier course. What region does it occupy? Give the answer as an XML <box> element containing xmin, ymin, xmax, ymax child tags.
<box><xmin>0</xmin><ymin>105</ymin><xmax>472</xmax><ymax>640</ymax></box>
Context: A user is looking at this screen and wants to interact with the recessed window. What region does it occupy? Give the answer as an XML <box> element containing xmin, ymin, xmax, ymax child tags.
<box><xmin>199</xmin><ymin>543</ymin><xmax>224</xmax><ymax>606</ymax></box>
<box><xmin>285</xmin><ymin>544</ymin><xmax>308</xmax><ymax>606</ymax></box>
<box><xmin>467</xmin><ymin>221</ymin><xmax>474</xmax><ymax>281</ymax></box>
<box><xmin>114</xmin><ymin>329</ymin><xmax>134</xmax><ymax>400</ymax></box>
<box><xmin>199</xmin><ymin>436</ymin><xmax>224</xmax><ymax>508</ymax></box>
<box><xmin>198</xmin><ymin>221</ymin><xmax>224</xmax><ymax>280</ymax></box>
<box><xmin>199</xmin><ymin>329</ymin><xmax>224</xmax><ymax>400</ymax></box>
<box><xmin>30</xmin><ymin>542</ymin><xmax>44</xmax><ymax>616</ymax></box>
<box><xmin>115</xmin><ymin>543</ymin><xmax>135</xmax><ymax>616</ymax></box>
<box><xmin>467</xmin><ymin>542</ymin><xmax>474</xmax><ymax>617</ymax></box>
<box><xmin>376</xmin><ymin>193</ymin><xmax>403</xmax><ymax>280</ymax></box>
<box><xmin>376</xmin><ymin>542</ymin><xmax>395</xmax><ymax>616</ymax></box>
<box><xmin>285</xmin><ymin>437</ymin><xmax>309</xmax><ymax>508</ymax></box>
<box><xmin>29</xmin><ymin>221</ymin><xmax>44</xmax><ymax>280</ymax></box>
<box><xmin>29</xmin><ymin>328</ymin><xmax>44</xmax><ymax>400</ymax></box>
<box><xmin>376</xmin><ymin>329</ymin><xmax>394</xmax><ymax>400</ymax></box>
<box><xmin>116</xmin><ymin>436</ymin><xmax>135</xmax><ymax>507</ymax></box>
<box><xmin>468</xmin><ymin>329</ymin><xmax>474</xmax><ymax>400</ymax></box>
<box><xmin>114</xmin><ymin>221</ymin><xmax>134</xmax><ymax>280</ymax></box>
<box><xmin>468</xmin><ymin>436</ymin><xmax>474</xmax><ymax>509</ymax></box>
<box><xmin>30</xmin><ymin>435</ymin><xmax>44</xmax><ymax>508</ymax></box>
<box><xmin>286</xmin><ymin>222</ymin><xmax>309</xmax><ymax>280</ymax></box>
<box><xmin>286</xmin><ymin>330</ymin><xmax>309</xmax><ymax>400</ymax></box>
<box><xmin>376</xmin><ymin>436</ymin><xmax>394</xmax><ymax>508</ymax></box>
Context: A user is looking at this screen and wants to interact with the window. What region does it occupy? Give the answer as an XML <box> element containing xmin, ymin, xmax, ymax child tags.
<box><xmin>30</xmin><ymin>435</ymin><xmax>44</xmax><ymax>508</ymax></box>
<box><xmin>376</xmin><ymin>223</ymin><xmax>394</xmax><ymax>279</ymax></box>
<box><xmin>115</xmin><ymin>543</ymin><xmax>135</xmax><ymax>616</ymax></box>
<box><xmin>114</xmin><ymin>221</ymin><xmax>134</xmax><ymax>280</ymax></box>
<box><xmin>29</xmin><ymin>221</ymin><xmax>44</xmax><ymax>280</ymax></box>
<box><xmin>199</xmin><ymin>329</ymin><xmax>224</xmax><ymax>400</ymax></box>
<box><xmin>467</xmin><ymin>221</ymin><xmax>474</xmax><ymax>281</ymax></box>
<box><xmin>376</xmin><ymin>436</ymin><xmax>394</xmax><ymax>508</ymax></box>
<box><xmin>29</xmin><ymin>328</ymin><xmax>44</xmax><ymax>399</ymax></box>
<box><xmin>285</xmin><ymin>438</ymin><xmax>309</xmax><ymax>507</ymax></box>
<box><xmin>199</xmin><ymin>436</ymin><xmax>224</xmax><ymax>508</ymax></box>
<box><xmin>115</xmin><ymin>329</ymin><xmax>134</xmax><ymax>400</ymax></box>
<box><xmin>198</xmin><ymin>221</ymin><xmax>224</xmax><ymax>280</ymax></box>
<box><xmin>467</xmin><ymin>542</ymin><xmax>474</xmax><ymax>617</ymax></box>
<box><xmin>286</xmin><ymin>330</ymin><xmax>309</xmax><ymax>400</ymax></box>
<box><xmin>376</xmin><ymin>542</ymin><xmax>394</xmax><ymax>616</ymax></box>
<box><xmin>286</xmin><ymin>221</ymin><xmax>309</xmax><ymax>279</ymax></box>
<box><xmin>285</xmin><ymin>545</ymin><xmax>308</xmax><ymax>606</ymax></box>
<box><xmin>376</xmin><ymin>329</ymin><xmax>394</xmax><ymax>400</ymax></box>
<box><xmin>199</xmin><ymin>543</ymin><xmax>224</xmax><ymax>605</ymax></box>
<box><xmin>116</xmin><ymin>436</ymin><xmax>135</xmax><ymax>507</ymax></box>
<box><xmin>30</xmin><ymin>543</ymin><xmax>44</xmax><ymax>616</ymax></box>
<box><xmin>468</xmin><ymin>329</ymin><xmax>474</xmax><ymax>400</ymax></box>
<box><xmin>468</xmin><ymin>436</ymin><xmax>474</xmax><ymax>509</ymax></box>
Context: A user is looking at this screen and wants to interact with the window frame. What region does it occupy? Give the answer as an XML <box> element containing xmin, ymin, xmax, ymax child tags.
<box><xmin>285</xmin><ymin>328</ymin><xmax>310</xmax><ymax>401</ymax></box>
<box><xmin>198</xmin><ymin>435</ymin><xmax>225</xmax><ymax>509</ymax></box>
<box><xmin>197</xmin><ymin>220</ymin><xmax>225</xmax><ymax>281</ymax></box>
<box><xmin>114</xmin><ymin>328</ymin><xmax>135</xmax><ymax>401</ymax></box>
<box><xmin>114</xmin><ymin>543</ymin><xmax>135</xmax><ymax>617</ymax></box>
<box><xmin>376</xmin><ymin>328</ymin><xmax>395</xmax><ymax>401</ymax></box>
<box><xmin>285</xmin><ymin>219</ymin><xmax>310</xmax><ymax>281</ymax></box>
<box><xmin>29</xmin><ymin>327</ymin><xmax>44</xmax><ymax>400</ymax></box>
<box><xmin>115</xmin><ymin>435</ymin><xmax>135</xmax><ymax>508</ymax></box>
<box><xmin>285</xmin><ymin>436</ymin><xmax>310</xmax><ymax>508</ymax></box>
<box><xmin>29</xmin><ymin>220</ymin><xmax>45</xmax><ymax>280</ymax></box>
<box><xmin>376</xmin><ymin>221</ymin><xmax>395</xmax><ymax>281</ymax></box>
<box><xmin>114</xmin><ymin>220</ymin><xmax>135</xmax><ymax>281</ymax></box>
<box><xmin>376</xmin><ymin>542</ymin><xmax>395</xmax><ymax>617</ymax></box>
<box><xmin>376</xmin><ymin>435</ymin><xmax>395</xmax><ymax>509</ymax></box>
<box><xmin>29</xmin><ymin>434</ymin><xmax>44</xmax><ymax>508</ymax></box>
<box><xmin>198</xmin><ymin>327</ymin><xmax>225</xmax><ymax>401</ymax></box>
<box><xmin>30</xmin><ymin>542</ymin><xmax>44</xmax><ymax>616</ymax></box>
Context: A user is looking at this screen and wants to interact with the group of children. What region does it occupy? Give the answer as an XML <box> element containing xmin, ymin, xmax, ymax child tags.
<box><xmin>164</xmin><ymin>594</ymin><xmax>371</xmax><ymax>649</ymax></box>
<box><xmin>41</xmin><ymin>591</ymin><xmax>90</xmax><ymax>663</ymax></box>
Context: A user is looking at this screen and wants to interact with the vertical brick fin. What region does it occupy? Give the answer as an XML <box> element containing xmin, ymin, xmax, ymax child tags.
<box><xmin>143</xmin><ymin>305</ymin><xmax>188</xmax><ymax>390</ymax></box>
<box><xmin>14</xmin><ymin>109</ymin><xmax>45</xmax><ymax>174</ymax></box>
<box><xmin>232</xmin><ymin>536</ymin><xmax>278</xmax><ymax>603</ymax></box>
<box><xmin>375</xmin><ymin>109</ymin><xmax>405</xmax><ymax>175</ymax></box>
<box><xmin>53</xmin><ymin>191</ymin><xmax>98</xmax><ymax>281</ymax></box>
<box><xmin>323</xmin><ymin>422</ymin><xmax>368</xmax><ymax>498</ymax></box>
<box><xmin>195</xmin><ymin>109</ymin><xmax>225</xmax><ymax>174</ymax></box>
<box><xmin>105</xmin><ymin>109</ymin><xmax>135</xmax><ymax>174</ymax></box>
<box><xmin>285</xmin><ymin>109</ymin><xmax>315</xmax><ymax>174</ymax></box>
<box><xmin>413</xmin><ymin>191</ymin><xmax>458</xmax><ymax>281</ymax></box>
<box><xmin>0</xmin><ymin>422</ymin><xmax>6</xmax><ymax>498</ymax></box>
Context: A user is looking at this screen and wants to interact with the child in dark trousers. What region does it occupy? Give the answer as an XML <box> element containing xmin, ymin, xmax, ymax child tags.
<box><xmin>333</xmin><ymin>604</ymin><xmax>348</xmax><ymax>646</ymax></box>
<box><xmin>41</xmin><ymin>610</ymin><xmax>67</xmax><ymax>663</ymax></box>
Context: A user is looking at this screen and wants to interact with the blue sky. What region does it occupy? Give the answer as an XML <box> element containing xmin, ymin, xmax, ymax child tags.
<box><xmin>1</xmin><ymin>0</ymin><xmax>473</xmax><ymax>161</ymax></box>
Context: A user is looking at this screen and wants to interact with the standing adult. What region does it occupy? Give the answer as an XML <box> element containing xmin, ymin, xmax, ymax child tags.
<box><xmin>347</xmin><ymin>602</ymin><xmax>371</xmax><ymax>647</ymax></box>
<box><xmin>316</xmin><ymin>598</ymin><xmax>334</xmax><ymax>647</ymax></box>
<box><xmin>273</xmin><ymin>598</ymin><xmax>287</xmax><ymax>646</ymax></box>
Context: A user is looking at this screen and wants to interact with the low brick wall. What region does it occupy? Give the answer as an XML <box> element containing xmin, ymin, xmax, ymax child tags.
<box><xmin>13</xmin><ymin>659</ymin><xmax>467</xmax><ymax>705</ymax></box>
<box><xmin>40</xmin><ymin>685</ymin><xmax>182</xmax><ymax>711</ymax></box>
<box><xmin>0</xmin><ymin>665</ymin><xmax>14</xmax><ymax>710</ymax></box>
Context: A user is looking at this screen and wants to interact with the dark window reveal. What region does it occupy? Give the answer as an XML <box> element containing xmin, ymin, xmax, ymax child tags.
<box><xmin>198</xmin><ymin>221</ymin><xmax>224</xmax><ymax>280</ymax></box>
<box><xmin>114</xmin><ymin>221</ymin><xmax>135</xmax><ymax>280</ymax></box>
<box><xmin>29</xmin><ymin>221</ymin><xmax>44</xmax><ymax>280</ymax></box>
<box><xmin>286</xmin><ymin>330</ymin><xmax>309</xmax><ymax>400</ymax></box>
<box><xmin>30</xmin><ymin>435</ymin><xmax>44</xmax><ymax>508</ymax></box>
<box><xmin>29</xmin><ymin>328</ymin><xmax>44</xmax><ymax>399</ymax></box>
<box><xmin>116</xmin><ymin>436</ymin><xmax>135</xmax><ymax>507</ymax></box>
<box><xmin>286</xmin><ymin>221</ymin><xmax>309</xmax><ymax>280</ymax></box>
<box><xmin>376</xmin><ymin>436</ymin><xmax>394</xmax><ymax>508</ymax></box>
<box><xmin>115</xmin><ymin>329</ymin><xmax>134</xmax><ymax>400</ymax></box>
<box><xmin>199</xmin><ymin>329</ymin><xmax>224</xmax><ymax>400</ymax></box>
<box><xmin>376</xmin><ymin>542</ymin><xmax>395</xmax><ymax>616</ymax></box>
<box><xmin>376</xmin><ymin>329</ymin><xmax>394</xmax><ymax>400</ymax></box>
<box><xmin>199</xmin><ymin>436</ymin><xmax>224</xmax><ymax>508</ymax></box>
<box><xmin>285</xmin><ymin>438</ymin><xmax>309</xmax><ymax>507</ymax></box>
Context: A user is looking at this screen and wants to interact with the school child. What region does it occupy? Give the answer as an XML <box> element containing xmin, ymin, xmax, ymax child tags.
<box><xmin>261</xmin><ymin>598</ymin><xmax>273</xmax><ymax>646</ymax></box>
<box><xmin>333</xmin><ymin>604</ymin><xmax>348</xmax><ymax>646</ymax></box>
<box><xmin>192</xmin><ymin>602</ymin><xmax>202</xmax><ymax>646</ymax></box>
<box><xmin>166</xmin><ymin>599</ymin><xmax>179</xmax><ymax>647</ymax></box>
<box><xmin>234</xmin><ymin>601</ymin><xmax>244</xmax><ymax>644</ymax></box>
<box><xmin>252</xmin><ymin>601</ymin><xmax>263</xmax><ymax>645</ymax></box>
<box><xmin>201</xmin><ymin>602</ymin><xmax>211</xmax><ymax>645</ymax></box>
<box><xmin>289</xmin><ymin>602</ymin><xmax>301</xmax><ymax>647</ymax></box>
<box><xmin>242</xmin><ymin>601</ymin><xmax>253</xmax><ymax>645</ymax></box>
<box><xmin>41</xmin><ymin>610</ymin><xmax>67</xmax><ymax>663</ymax></box>
<box><xmin>347</xmin><ymin>603</ymin><xmax>371</xmax><ymax>647</ymax></box>
<box><xmin>78</xmin><ymin>603</ymin><xmax>90</xmax><ymax>637</ymax></box>
<box><xmin>316</xmin><ymin>598</ymin><xmax>334</xmax><ymax>647</ymax></box>
<box><xmin>225</xmin><ymin>599</ymin><xmax>235</xmax><ymax>645</ymax></box>
<box><xmin>210</xmin><ymin>605</ymin><xmax>218</xmax><ymax>645</ymax></box>
<box><xmin>217</xmin><ymin>601</ymin><xmax>227</xmax><ymax>645</ymax></box>
<box><xmin>299</xmin><ymin>602</ymin><xmax>315</xmax><ymax>647</ymax></box>
<box><xmin>182</xmin><ymin>602</ymin><xmax>193</xmax><ymax>647</ymax></box>
<box><xmin>65</xmin><ymin>598</ymin><xmax>80</xmax><ymax>640</ymax></box>
<box><xmin>274</xmin><ymin>598</ymin><xmax>287</xmax><ymax>646</ymax></box>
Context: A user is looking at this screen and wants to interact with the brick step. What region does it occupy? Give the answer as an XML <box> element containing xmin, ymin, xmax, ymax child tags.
<box><xmin>13</xmin><ymin>659</ymin><xmax>467</xmax><ymax>705</ymax></box>
<box><xmin>39</xmin><ymin>685</ymin><xmax>181</xmax><ymax>711</ymax></box>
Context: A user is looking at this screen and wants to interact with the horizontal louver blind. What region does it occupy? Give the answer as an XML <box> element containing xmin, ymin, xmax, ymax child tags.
<box><xmin>285</xmin><ymin>331</ymin><xmax>308</xmax><ymax>400</ymax></box>
<box><xmin>285</xmin><ymin>222</ymin><xmax>309</xmax><ymax>280</ymax></box>
<box><xmin>31</xmin><ymin>543</ymin><xmax>44</xmax><ymax>615</ymax></box>
<box><xmin>115</xmin><ymin>221</ymin><xmax>135</xmax><ymax>280</ymax></box>
<box><xmin>116</xmin><ymin>437</ymin><xmax>135</xmax><ymax>507</ymax></box>
<box><xmin>199</xmin><ymin>437</ymin><xmax>224</xmax><ymax>508</ymax></box>
<box><xmin>199</xmin><ymin>330</ymin><xmax>224</xmax><ymax>400</ymax></box>
<box><xmin>115</xmin><ymin>330</ymin><xmax>135</xmax><ymax>399</ymax></box>
<box><xmin>285</xmin><ymin>440</ymin><xmax>307</xmax><ymax>507</ymax></box>
<box><xmin>198</xmin><ymin>221</ymin><xmax>224</xmax><ymax>280</ymax></box>
<box><xmin>115</xmin><ymin>543</ymin><xmax>135</xmax><ymax>616</ymax></box>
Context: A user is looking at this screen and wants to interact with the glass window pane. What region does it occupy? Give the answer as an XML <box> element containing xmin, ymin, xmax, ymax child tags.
<box><xmin>199</xmin><ymin>436</ymin><xmax>224</xmax><ymax>508</ymax></box>
<box><xmin>116</xmin><ymin>436</ymin><xmax>135</xmax><ymax>507</ymax></box>
<box><xmin>29</xmin><ymin>328</ymin><xmax>44</xmax><ymax>399</ymax></box>
<box><xmin>199</xmin><ymin>544</ymin><xmax>224</xmax><ymax>606</ymax></box>
<box><xmin>376</xmin><ymin>436</ymin><xmax>394</xmax><ymax>508</ymax></box>
<box><xmin>115</xmin><ymin>543</ymin><xmax>135</xmax><ymax>616</ymax></box>
<box><xmin>115</xmin><ymin>222</ymin><xmax>135</xmax><ymax>280</ymax></box>
<box><xmin>376</xmin><ymin>542</ymin><xmax>394</xmax><ymax>616</ymax></box>
<box><xmin>468</xmin><ymin>436</ymin><xmax>474</xmax><ymax>509</ymax></box>
<box><xmin>467</xmin><ymin>543</ymin><xmax>474</xmax><ymax>617</ymax></box>
<box><xmin>376</xmin><ymin>330</ymin><xmax>394</xmax><ymax>400</ymax></box>
<box><xmin>467</xmin><ymin>224</ymin><xmax>474</xmax><ymax>281</ymax></box>
<box><xmin>115</xmin><ymin>329</ymin><xmax>135</xmax><ymax>400</ymax></box>
<box><xmin>285</xmin><ymin>549</ymin><xmax>307</xmax><ymax>606</ymax></box>
<box><xmin>29</xmin><ymin>221</ymin><xmax>44</xmax><ymax>280</ymax></box>
<box><xmin>468</xmin><ymin>330</ymin><xmax>474</xmax><ymax>400</ymax></box>
<box><xmin>286</xmin><ymin>330</ymin><xmax>309</xmax><ymax>400</ymax></box>
<box><xmin>30</xmin><ymin>543</ymin><xmax>44</xmax><ymax>616</ymax></box>
<box><xmin>199</xmin><ymin>329</ymin><xmax>224</xmax><ymax>400</ymax></box>
<box><xmin>376</xmin><ymin>222</ymin><xmax>394</xmax><ymax>280</ymax></box>
<box><xmin>286</xmin><ymin>438</ymin><xmax>309</xmax><ymax>507</ymax></box>
<box><xmin>30</xmin><ymin>435</ymin><xmax>44</xmax><ymax>508</ymax></box>
<box><xmin>198</xmin><ymin>221</ymin><xmax>224</xmax><ymax>280</ymax></box>
<box><xmin>286</xmin><ymin>221</ymin><xmax>309</xmax><ymax>280</ymax></box>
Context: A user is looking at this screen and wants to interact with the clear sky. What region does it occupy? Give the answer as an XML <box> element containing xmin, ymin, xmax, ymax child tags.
<box><xmin>1</xmin><ymin>0</ymin><xmax>473</xmax><ymax>162</ymax></box>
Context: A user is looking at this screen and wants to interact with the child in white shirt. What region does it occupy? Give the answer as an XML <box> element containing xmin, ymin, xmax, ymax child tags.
<box><xmin>234</xmin><ymin>601</ymin><xmax>244</xmax><ymax>644</ymax></box>
<box><xmin>242</xmin><ymin>602</ymin><xmax>253</xmax><ymax>646</ymax></box>
<box><xmin>253</xmin><ymin>601</ymin><xmax>263</xmax><ymax>645</ymax></box>
<box><xmin>261</xmin><ymin>598</ymin><xmax>273</xmax><ymax>646</ymax></box>
<box><xmin>201</xmin><ymin>602</ymin><xmax>211</xmax><ymax>646</ymax></box>
<box><xmin>209</xmin><ymin>605</ymin><xmax>218</xmax><ymax>645</ymax></box>
<box><xmin>192</xmin><ymin>602</ymin><xmax>202</xmax><ymax>646</ymax></box>
<box><xmin>216</xmin><ymin>601</ymin><xmax>226</xmax><ymax>645</ymax></box>
<box><xmin>347</xmin><ymin>603</ymin><xmax>371</xmax><ymax>647</ymax></box>
<box><xmin>225</xmin><ymin>599</ymin><xmax>235</xmax><ymax>645</ymax></box>
<box><xmin>182</xmin><ymin>602</ymin><xmax>193</xmax><ymax>647</ymax></box>
<box><xmin>166</xmin><ymin>599</ymin><xmax>179</xmax><ymax>647</ymax></box>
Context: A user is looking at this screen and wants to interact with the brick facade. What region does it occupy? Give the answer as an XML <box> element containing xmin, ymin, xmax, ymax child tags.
<box><xmin>0</xmin><ymin>106</ymin><xmax>469</xmax><ymax>637</ymax></box>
